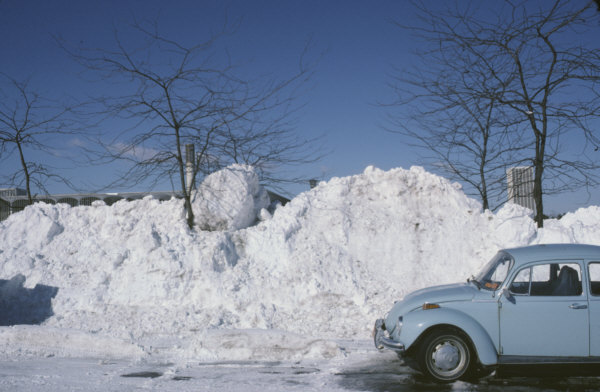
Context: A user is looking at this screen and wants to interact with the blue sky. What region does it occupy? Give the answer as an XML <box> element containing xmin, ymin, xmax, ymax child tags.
<box><xmin>1</xmin><ymin>0</ymin><xmax>599</xmax><ymax>214</ymax></box>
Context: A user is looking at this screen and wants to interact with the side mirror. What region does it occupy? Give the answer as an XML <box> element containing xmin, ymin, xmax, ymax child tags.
<box><xmin>502</xmin><ymin>287</ymin><xmax>516</xmax><ymax>304</ymax></box>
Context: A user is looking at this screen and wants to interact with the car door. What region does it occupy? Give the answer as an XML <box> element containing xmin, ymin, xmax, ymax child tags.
<box><xmin>587</xmin><ymin>262</ymin><xmax>600</xmax><ymax>356</ymax></box>
<box><xmin>499</xmin><ymin>261</ymin><xmax>589</xmax><ymax>357</ymax></box>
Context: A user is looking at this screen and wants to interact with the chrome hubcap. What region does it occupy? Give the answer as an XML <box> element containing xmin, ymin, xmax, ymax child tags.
<box><xmin>431</xmin><ymin>341</ymin><xmax>460</xmax><ymax>371</ymax></box>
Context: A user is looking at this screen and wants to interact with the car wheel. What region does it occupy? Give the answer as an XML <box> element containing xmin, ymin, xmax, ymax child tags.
<box><xmin>417</xmin><ymin>330</ymin><xmax>471</xmax><ymax>383</ymax></box>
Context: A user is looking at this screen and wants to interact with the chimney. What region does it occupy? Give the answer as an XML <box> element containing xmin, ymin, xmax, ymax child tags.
<box><xmin>185</xmin><ymin>144</ymin><xmax>195</xmax><ymax>192</ymax></box>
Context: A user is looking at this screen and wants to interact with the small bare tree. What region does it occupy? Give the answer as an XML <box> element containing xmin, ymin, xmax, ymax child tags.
<box><xmin>0</xmin><ymin>74</ymin><xmax>75</xmax><ymax>203</ymax></box>
<box><xmin>63</xmin><ymin>21</ymin><xmax>320</xmax><ymax>229</ymax></box>
<box><xmin>386</xmin><ymin>57</ymin><xmax>528</xmax><ymax>211</ymax></box>
<box><xmin>390</xmin><ymin>0</ymin><xmax>600</xmax><ymax>226</ymax></box>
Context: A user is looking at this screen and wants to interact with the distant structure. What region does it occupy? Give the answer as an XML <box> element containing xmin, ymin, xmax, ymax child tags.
<box><xmin>0</xmin><ymin>189</ymin><xmax>180</xmax><ymax>221</ymax></box>
<box><xmin>507</xmin><ymin>166</ymin><xmax>536</xmax><ymax>212</ymax></box>
<box><xmin>0</xmin><ymin>188</ymin><xmax>26</xmax><ymax>198</ymax></box>
<box><xmin>0</xmin><ymin>188</ymin><xmax>289</xmax><ymax>221</ymax></box>
<box><xmin>0</xmin><ymin>188</ymin><xmax>26</xmax><ymax>220</ymax></box>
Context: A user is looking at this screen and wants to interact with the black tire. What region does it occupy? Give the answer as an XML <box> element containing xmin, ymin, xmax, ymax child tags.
<box><xmin>401</xmin><ymin>354</ymin><xmax>421</xmax><ymax>373</ymax></box>
<box><xmin>467</xmin><ymin>363</ymin><xmax>495</xmax><ymax>380</ymax></box>
<box><xmin>417</xmin><ymin>330</ymin><xmax>471</xmax><ymax>383</ymax></box>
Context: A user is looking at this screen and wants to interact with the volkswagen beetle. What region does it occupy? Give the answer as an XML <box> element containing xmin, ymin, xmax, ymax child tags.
<box><xmin>373</xmin><ymin>243</ymin><xmax>600</xmax><ymax>382</ymax></box>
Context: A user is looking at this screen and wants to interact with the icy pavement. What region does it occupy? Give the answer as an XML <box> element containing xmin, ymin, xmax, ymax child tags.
<box><xmin>0</xmin><ymin>339</ymin><xmax>375</xmax><ymax>392</ymax></box>
<box><xmin>3</xmin><ymin>340</ymin><xmax>600</xmax><ymax>391</ymax></box>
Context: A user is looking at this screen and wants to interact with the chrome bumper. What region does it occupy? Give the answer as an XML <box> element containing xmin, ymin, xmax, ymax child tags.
<box><xmin>373</xmin><ymin>318</ymin><xmax>405</xmax><ymax>353</ymax></box>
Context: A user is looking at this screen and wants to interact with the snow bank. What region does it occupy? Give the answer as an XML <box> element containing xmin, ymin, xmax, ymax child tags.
<box><xmin>0</xmin><ymin>325</ymin><xmax>144</xmax><ymax>359</ymax></box>
<box><xmin>161</xmin><ymin>329</ymin><xmax>341</xmax><ymax>362</ymax></box>
<box><xmin>534</xmin><ymin>206</ymin><xmax>600</xmax><ymax>245</ymax></box>
<box><xmin>0</xmin><ymin>165</ymin><xmax>599</xmax><ymax>362</ymax></box>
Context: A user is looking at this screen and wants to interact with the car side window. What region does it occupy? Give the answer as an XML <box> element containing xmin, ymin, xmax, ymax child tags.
<box><xmin>588</xmin><ymin>263</ymin><xmax>600</xmax><ymax>296</ymax></box>
<box><xmin>509</xmin><ymin>263</ymin><xmax>582</xmax><ymax>296</ymax></box>
<box><xmin>509</xmin><ymin>267</ymin><xmax>531</xmax><ymax>295</ymax></box>
<box><xmin>530</xmin><ymin>264</ymin><xmax>553</xmax><ymax>296</ymax></box>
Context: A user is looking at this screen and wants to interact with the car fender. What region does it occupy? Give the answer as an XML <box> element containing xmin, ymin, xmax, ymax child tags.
<box><xmin>400</xmin><ymin>307</ymin><xmax>498</xmax><ymax>366</ymax></box>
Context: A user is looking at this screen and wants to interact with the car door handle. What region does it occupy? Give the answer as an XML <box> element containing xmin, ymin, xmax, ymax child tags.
<box><xmin>569</xmin><ymin>303</ymin><xmax>588</xmax><ymax>310</ymax></box>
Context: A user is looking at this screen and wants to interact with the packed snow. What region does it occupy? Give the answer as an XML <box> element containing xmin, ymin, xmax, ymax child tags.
<box><xmin>1</xmin><ymin>164</ymin><xmax>600</xmax><ymax>365</ymax></box>
<box><xmin>192</xmin><ymin>164</ymin><xmax>271</xmax><ymax>231</ymax></box>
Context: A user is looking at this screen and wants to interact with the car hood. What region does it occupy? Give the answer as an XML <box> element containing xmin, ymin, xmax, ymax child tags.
<box><xmin>384</xmin><ymin>282</ymin><xmax>478</xmax><ymax>331</ymax></box>
<box><xmin>405</xmin><ymin>282</ymin><xmax>477</xmax><ymax>304</ymax></box>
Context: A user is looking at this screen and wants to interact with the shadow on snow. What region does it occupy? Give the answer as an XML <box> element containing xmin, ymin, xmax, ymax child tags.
<box><xmin>0</xmin><ymin>274</ymin><xmax>58</xmax><ymax>326</ymax></box>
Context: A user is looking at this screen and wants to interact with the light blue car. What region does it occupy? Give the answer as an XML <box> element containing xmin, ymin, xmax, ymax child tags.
<box><xmin>373</xmin><ymin>243</ymin><xmax>600</xmax><ymax>382</ymax></box>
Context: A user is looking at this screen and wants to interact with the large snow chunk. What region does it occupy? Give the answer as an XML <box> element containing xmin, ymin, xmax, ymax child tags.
<box><xmin>192</xmin><ymin>165</ymin><xmax>270</xmax><ymax>231</ymax></box>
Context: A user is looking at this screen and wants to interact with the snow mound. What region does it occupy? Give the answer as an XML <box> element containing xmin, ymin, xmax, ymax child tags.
<box><xmin>179</xmin><ymin>329</ymin><xmax>340</xmax><ymax>361</ymax></box>
<box><xmin>0</xmin><ymin>165</ymin><xmax>599</xmax><ymax>362</ymax></box>
<box><xmin>534</xmin><ymin>206</ymin><xmax>600</xmax><ymax>245</ymax></box>
<box><xmin>490</xmin><ymin>203</ymin><xmax>537</xmax><ymax>247</ymax></box>
<box><xmin>0</xmin><ymin>325</ymin><xmax>144</xmax><ymax>359</ymax></box>
<box><xmin>192</xmin><ymin>164</ymin><xmax>270</xmax><ymax>231</ymax></box>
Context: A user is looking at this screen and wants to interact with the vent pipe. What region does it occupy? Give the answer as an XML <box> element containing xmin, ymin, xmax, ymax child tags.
<box><xmin>185</xmin><ymin>144</ymin><xmax>195</xmax><ymax>192</ymax></box>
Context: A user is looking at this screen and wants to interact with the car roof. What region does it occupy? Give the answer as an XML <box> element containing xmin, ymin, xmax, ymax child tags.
<box><xmin>503</xmin><ymin>244</ymin><xmax>600</xmax><ymax>266</ymax></box>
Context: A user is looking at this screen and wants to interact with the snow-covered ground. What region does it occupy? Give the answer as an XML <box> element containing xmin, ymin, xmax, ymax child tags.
<box><xmin>1</xmin><ymin>165</ymin><xmax>600</xmax><ymax>390</ymax></box>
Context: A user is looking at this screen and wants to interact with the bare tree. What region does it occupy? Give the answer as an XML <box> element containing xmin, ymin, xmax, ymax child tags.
<box><xmin>0</xmin><ymin>74</ymin><xmax>75</xmax><ymax>203</ymax></box>
<box><xmin>389</xmin><ymin>0</ymin><xmax>600</xmax><ymax>226</ymax></box>
<box><xmin>63</xmin><ymin>21</ymin><xmax>320</xmax><ymax>229</ymax></box>
<box><xmin>386</xmin><ymin>53</ymin><xmax>529</xmax><ymax>211</ymax></box>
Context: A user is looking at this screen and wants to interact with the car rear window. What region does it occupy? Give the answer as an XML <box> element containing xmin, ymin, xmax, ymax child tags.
<box><xmin>588</xmin><ymin>263</ymin><xmax>600</xmax><ymax>296</ymax></box>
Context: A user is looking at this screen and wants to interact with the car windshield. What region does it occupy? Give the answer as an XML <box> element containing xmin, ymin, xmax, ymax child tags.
<box><xmin>471</xmin><ymin>252</ymin><xmax>513</xmax><ymax>291</ymax></box>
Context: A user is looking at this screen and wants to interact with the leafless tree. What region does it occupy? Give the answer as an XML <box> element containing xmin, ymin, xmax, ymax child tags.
<box><xmin>0</xmin><ymin>74</ymin><xmax>75</xmax><ymax>203</ymax></box>
<box><xmin>389</xmin><ymin>0</ymin><xmax>600</xmax><ymax>226</ymax></box>
<box><xmin>386</xmin><ymin>53</ymin><xmax>529</xmax><ymax>211</ymax></box>
<box><xmin>63</xmin><ymin>21</ymin><xmax>321</xmax><ymax>229</ymax></box>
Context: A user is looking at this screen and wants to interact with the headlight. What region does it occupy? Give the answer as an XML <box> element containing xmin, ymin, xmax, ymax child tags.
<box><xmin>396</xmin><ymin>316</ymin><xmax>403</xmax><ymax>335</ymax></box>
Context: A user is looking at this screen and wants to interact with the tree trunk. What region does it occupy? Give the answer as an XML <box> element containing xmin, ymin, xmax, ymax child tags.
<box><xmin>533</xmin><ymin>159</ymin><xmax>544</xmax><ymax>228</ymax></box>
<box><xmin>16</xmin><ymin>138</ymin><xmax>33</xmax><ymax>204</ymax></box>
<box><xmin>174</xmin><ymin>125</ymin><xmax>195</xmax><ymax>229</ymax></box>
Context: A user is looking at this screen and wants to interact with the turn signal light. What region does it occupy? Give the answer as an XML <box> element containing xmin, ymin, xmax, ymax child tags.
<box><xmin>422</xmin><ymin>303</ymin><xmax>440</xmax><ymax>310</ymax></box>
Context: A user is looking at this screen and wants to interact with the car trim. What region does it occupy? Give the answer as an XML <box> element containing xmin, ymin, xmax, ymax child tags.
<box><xmin>499</xmin><ymin>356</ymin><xmax>600</xmax><ymax>365</ymax></box>
<box><xmin>379</xmin><ymin>336</ymin><xmax>406</xmax><ymax>352</ymax></box>
<box><xmin>373</xmin><ymin>319</ymin><xmax>406</xmax><ymax>353</ymax></box>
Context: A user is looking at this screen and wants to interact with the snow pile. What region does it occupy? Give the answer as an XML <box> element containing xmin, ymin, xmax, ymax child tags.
<box><xmin>192</xmin><ymin>164</ymin><xmax>270</xmax><ymax>231</ymax></box>
<box><xmin>0</xmin><ymin>325</ymin><xmax>144</xmax><ymax>359</ymax></box>
<box><xmin>533</xmin><ymin>206</ymin><xmax>600</xmax><ymax>245</ymax></box>
<box><xmin>237</xmin><ymin>166</ymin><xmax>502</xmax><ymax>337</ymax></box>
<box><xmin>489</xmin><ymin>202</ymin><xmax>538</xmax><ymax>247</ymax></box>
<box><xmin>0</xmin><ymin>165</ymin><xmax>599</xmax><ymax>362</ymax></box>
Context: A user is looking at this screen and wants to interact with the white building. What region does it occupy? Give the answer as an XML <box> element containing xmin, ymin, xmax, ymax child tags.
<box><xmin>507</xmin><ymin>166</ymin><xmax>536</xmax><ymax>212</ymax></box>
